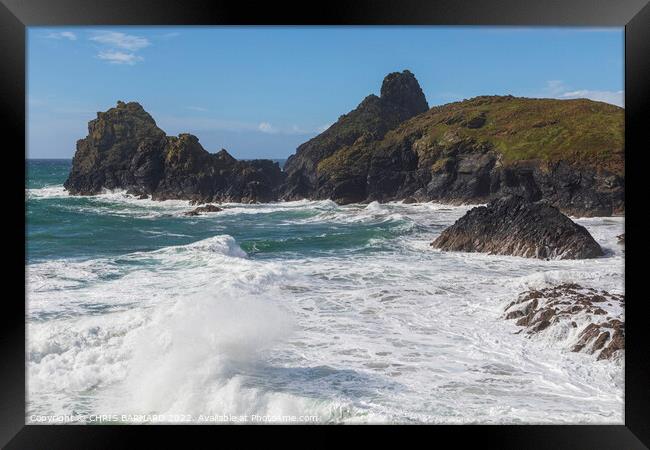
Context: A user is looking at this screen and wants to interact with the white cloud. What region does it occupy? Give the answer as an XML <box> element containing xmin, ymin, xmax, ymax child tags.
<box><xmin>43</xmin><ymin>30</ymin><xmax>151</xmax><ymax>66</ymax></box>
<box><xmin>544</xmin><ymin>80</ymin><xmax>567</xmax><ymax>96</ymax></box>
<box><xmin>45</xmin><ymin>31</ymin><xmax>77</xmax><ymax>41</ymax></box>
<box><xmin>159</xmin><ymin>32</ymin><xmax>181</xmax><ymax>39</ymax></box>
<box><xmin>184</xmin><ymin>106</ymin><xmax>208</xmax><ymax>112</ymax></box>
<box><xmin>89</xmin><ymin>31</ymin><xmax>150</xmax><ymax>65</ymax></box>
<box><xmin>97</xmin><ymin>50</ymin><xmax>143</xmax><ymax>65</ymax></box>
<box><xmin>158</xmin><ymin>116</ymin><xmax>326</xmax><ymax>136</ymax></box>
<box><xmin>260</xmin><ymin>122</ymin><xmax>329</xmax><ymax>134</ymax></box>
<box><xmin>158</xmin><ymin>116</ymin><xmax>259</xmax><ymax>133</ymax></box>
<box><xmin>542</xmin><ymin>80</ymin><xmax>624</xmax><ymax>107</ymax></box>
<box><xmin>560</xmin><ymin>89</ymin><xmax>624</xmax><ymax>107</ymax></box>
<box><xmin>258</xmin><ymin>122</ymin><xmax>276</xmax><ymax>133</ymax></box>
<box><xmin>90</xmin><ymin>31</ymin><xmax>150</xmax><ymax>51</ymax></box>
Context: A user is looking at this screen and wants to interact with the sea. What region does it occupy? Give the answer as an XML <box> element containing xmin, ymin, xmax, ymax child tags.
<box><xmin>26</xmin><ymin>158</ymin><xmax>625</xmax><ymax>424</ymax></box>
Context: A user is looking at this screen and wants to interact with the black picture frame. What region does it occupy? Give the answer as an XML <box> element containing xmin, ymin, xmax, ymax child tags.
<box><xmin>3</xmin><ymin>0</ymin><xmax>649</xmax><ymax>447</ymax></box>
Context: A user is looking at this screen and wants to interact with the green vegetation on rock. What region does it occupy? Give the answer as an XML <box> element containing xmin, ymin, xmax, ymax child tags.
<box><xmin>379</xmin><ymin>95</ymin><xmax>624</xmax><ymax>175</ymax></box>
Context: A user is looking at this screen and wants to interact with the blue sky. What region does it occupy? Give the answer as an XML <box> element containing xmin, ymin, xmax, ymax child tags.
<box><xmin>28</xmin><ymin>27</ymin><xmax>624</xmax><ymax>159</ymax></box>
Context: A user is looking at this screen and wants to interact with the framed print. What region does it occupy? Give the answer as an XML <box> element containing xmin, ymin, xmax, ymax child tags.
<box><xmin>2</xmin><ymin>0</ymin><xmax>649</xmax><ymax>447</ymax></box>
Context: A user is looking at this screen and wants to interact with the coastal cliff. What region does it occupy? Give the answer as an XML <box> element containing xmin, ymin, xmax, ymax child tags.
<box><xmin>65</xmin><ymin>71</ymin><xmax>624</xmax><ymax>217</ymax></box>
<box><xmin>282</xmin><ymin>70</ymin><xmax>429</xmax><ymax>202</ymax></box>
<box><xmin>283</xmin><ymin>73</ymin><xmax>624</xmax><ymax>216</ymax></box>
<box><xmin>64</xmin><ymin>101</ymin><xmax>285</xmax><ymax>203</ymax></box>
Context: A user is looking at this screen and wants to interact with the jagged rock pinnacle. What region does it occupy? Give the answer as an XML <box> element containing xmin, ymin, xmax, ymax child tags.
<box><xmin>380</xmin><ymin>70</ymin><xmax>429</xmax><ymax>115</ymax></box>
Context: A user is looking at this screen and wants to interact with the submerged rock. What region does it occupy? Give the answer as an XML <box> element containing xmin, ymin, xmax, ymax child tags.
<box><xmin>504</xmin><ymin>283</ymin><xmax>624</xmax><ymax>361</ymax></box>
<box><xmin>64</xmin><ymin>101</ymin><xmax>285</xmax><ymax>203</ymax></box>
<box><xmin>184</xmin><ymin>204</ymin><xmax>223</xmax><ymax>216</ymax></box>
<box><xmin>430</xmin><ymin>196</ymin><xmax>603</xmax><ymax>259</ymax></box>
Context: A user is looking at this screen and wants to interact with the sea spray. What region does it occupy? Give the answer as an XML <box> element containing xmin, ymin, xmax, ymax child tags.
<box><xmin>100</xmin><ymin>288</ymin><xmax>298</xmax><ymax>419</ymax></box>
<box><xmin>27</xmin><ymin>161</ymin><xmax>625</xmax><ymax>423</ymax></box>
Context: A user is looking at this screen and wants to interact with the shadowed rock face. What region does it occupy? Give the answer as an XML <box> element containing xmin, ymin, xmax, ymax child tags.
<box><xmin>64</xmin><ymin>101</ymin><xmax>167</xmax><ymax>195</ymax></box>
<box><xmin>380</xmin><ymin>70</ymin><xmax>430</xmax><ymax>114</ymax></box>
<box><xmin>64</xmin><ymin>101</ymin><xmax>285</xmax><ymax>203</ymax></box>
<box><xmin>281</xmin><ymin>70</ymin><xmax>429</xmax><ymax>201</ymax></box>
<box><xmin>430</xmin><ymin>196</ymin><xmax>604</xmax><ymax>259</ymax></box>
<box><xmin>65</xmin><ymin>70</ymin><xmax>625</xmax><ymax>217</ymax></box>
<box><xmin>284</xmin><ymin>84</ymin><xmax>624</xmax><ymax>216</ymax></box>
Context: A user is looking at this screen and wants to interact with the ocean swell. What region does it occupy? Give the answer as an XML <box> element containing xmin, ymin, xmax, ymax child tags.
<box><xmin>27</xmin><ymin>181</ymin><xmax>625</xmax><ymax>423</ymax></box>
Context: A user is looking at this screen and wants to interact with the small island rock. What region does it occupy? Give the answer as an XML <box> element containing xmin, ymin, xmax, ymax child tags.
<box><xmin>430</xmin><ymin>195</ymin><xmax>604</xmax><ymax>259</ymax></box>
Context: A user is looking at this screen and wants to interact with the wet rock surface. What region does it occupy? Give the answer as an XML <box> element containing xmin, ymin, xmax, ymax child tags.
<box><xmin>430</xmin><ymin>196</ymin><xmax>604</xmax><ymax>259</ymax></box>
<box><xmin>183</xmin><ymin>204</ymin><xmax>223</xmax><ymax>216</ymax></box>
<box><xmin>504</xmin><ymin>283</ymin><xmax>624</xmax><ymax>361</ymax></box>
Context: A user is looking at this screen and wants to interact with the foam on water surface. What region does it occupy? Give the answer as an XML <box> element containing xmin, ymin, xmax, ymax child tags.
<box><xmin>27</xmin><ymin>177</ymin><xmax>625</xmax><ymax>424</ymax></box>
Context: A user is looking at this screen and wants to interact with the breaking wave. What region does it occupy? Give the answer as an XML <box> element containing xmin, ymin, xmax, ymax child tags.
<box><xmin>27</xmin><ymin>181</ymin><xmax>625</xmax><ymax>423</ymax></box>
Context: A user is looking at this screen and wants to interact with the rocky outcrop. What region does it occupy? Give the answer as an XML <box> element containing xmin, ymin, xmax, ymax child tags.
<box><xmin>65</xmin><ymin>71</ymin><xmax>625</xmax><ymax>217</ymax></box>
<box><xmin>64</xmin><ymin>101</ymin><xmax>285</xmax><ymax>203</ymax></box>
<box><xmin>282</xmin><ymin>70</ymin><xmax>429</xmax><ymax>202</ymax></box>
<box><xmin>184</xmin><ymin>204</ymin><xmax>223</xmax><ymax>216</ymax></box>
<box><xmin>504</xmin><ymin>283</ymin><xmax>624</xmax><ymax>361</ymax></box>
<box><xmin>283</xmin><ymin>86</ymin><xmax>624</xmax><ymax>217</ymax></box>
<box><xmin>430</xmin><ymin>196</ymin><xmax>604</xmax><ymax>259</ymax></box>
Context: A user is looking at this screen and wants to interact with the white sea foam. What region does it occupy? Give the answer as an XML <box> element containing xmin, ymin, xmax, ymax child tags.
<box><xmin>26</xmin><ymin>200</ymin><xmax>625</xmax><ymax>423</ymax></box>
<box><xmin>183</xmin><ymin>235</ymin><xmax>248</xmax><ymax>257</ymax></box>
<box><xmin>97</xmin><ymin>289</ymin><xmax>301</xmax><ymax>419</ymax></box>
<box><xmin>27</xmin><ymin>185</ymin><xmax>68</xmax><ymax>199</ymax></box>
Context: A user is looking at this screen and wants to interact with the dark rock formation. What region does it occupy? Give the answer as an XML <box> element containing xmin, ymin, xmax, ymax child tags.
<box><xmin>430</xmin><ymin>196</ymin><xmax>604</xmax><ymax>259</ymax></box>
<box><xmin>65</xmin><ymin>101</ymin><xmax>167</xmax><ymax>195</ymax></box>
<box><xmin>617</xmin><ymin>234</ymin><xmax>625</xmax><ymax>245</ymax></box>
<box><xmin>184</xmin><ymin>204</ymin><xmax>223</xmax><ymax>216</ymax></box>
<box><xmin>283</xmin><ymin>86</ymin><xmax>624</xmax><ymax>217</ymax></box>
<box><xmin>282</xmin><ymin>70</ymin><xmax>429</xmax><ymax>202</ymax></box>
<box><xmin>504</xmin><ymin>283</ymin><xmax>624</xmax><ymax>360</ymax></box>
<box><xmin>64</xmin><ymin>101</ymin><xmax>285</xmax><ymax>203</ymax></box>
<box><xmin>65</xmin><ymin>71</ymin><xmax>625</xmax><ymax>217</ymax></box>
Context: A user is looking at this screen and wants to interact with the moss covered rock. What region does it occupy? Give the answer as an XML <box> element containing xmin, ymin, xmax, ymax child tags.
<box><xmin>283</xmin><ymin>82</ymin><xmax>624</xmax><ymax>217</ymax></box>
<box><xmin>282</xmin><ymin>70</ymin><xmax>429</xmax><ymax>200</ymax></box>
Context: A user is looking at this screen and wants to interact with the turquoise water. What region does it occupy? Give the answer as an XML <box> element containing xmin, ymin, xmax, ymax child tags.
<box><xmin>27</xmin><ymin>159</ymin><xmax>419</xmax><ymax>262</ymax></box>
<box><xmin>26</xmin><ymin>159</ymin><xmax>625</xmax><ymax>424</ymax></box>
